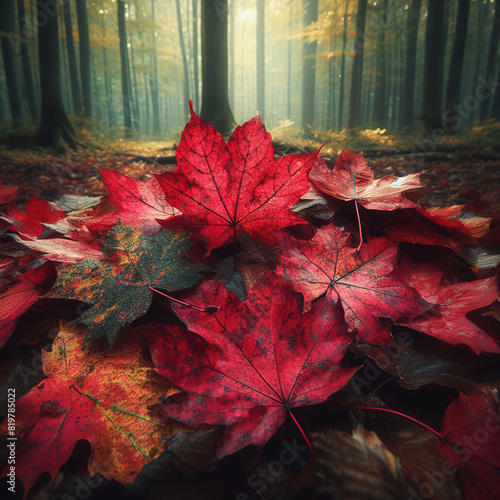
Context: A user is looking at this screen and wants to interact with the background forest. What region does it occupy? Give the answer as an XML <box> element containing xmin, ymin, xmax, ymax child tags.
<box><xmin>1</xmin><ymin>2</ymin><xmax>500</xmax><ymax>500</ymax></box>
<box><xmin>0</xmin><ymin>0</ymin><xmax>499</xmax><ymax>146</ymax></box>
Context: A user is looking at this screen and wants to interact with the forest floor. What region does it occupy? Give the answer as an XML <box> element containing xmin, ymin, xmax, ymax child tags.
<box><xmin>1</xmin><ymin>123</ymin><xmax>500</xmax><ymax>500</ymax></box>
<box><xmin>0</xmin><ymin>136</ymin><xmax>500</xmax><ymax>209</ymax></box>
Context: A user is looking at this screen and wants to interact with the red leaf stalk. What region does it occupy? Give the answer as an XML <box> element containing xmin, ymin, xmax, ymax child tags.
<box><xmin>358</xmin><ymin>406</ymin><xmax>444</xmax><ymax>439</ymax></box>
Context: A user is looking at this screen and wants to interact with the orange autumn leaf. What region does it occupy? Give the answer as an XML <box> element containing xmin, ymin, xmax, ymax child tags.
<box><xmin>0</xmin><ymin>322</ymin><xmax>177</xmax><ymax>496</ymax></box>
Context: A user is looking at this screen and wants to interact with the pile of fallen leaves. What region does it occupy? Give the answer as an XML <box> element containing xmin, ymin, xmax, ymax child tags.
<box><xmin>1</xmin><ymin>103</ymin><xmax>499</xmax><ymax>500</ymax></box>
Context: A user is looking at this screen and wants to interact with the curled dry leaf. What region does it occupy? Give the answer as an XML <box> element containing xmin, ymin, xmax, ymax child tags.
<box><xmin>85</xmin><ymin>167</ymin><xmax>178</xmax><ymax>235</ymax></box>
<box><xmin>2</xmin><ymin>197</ymin><xmax>65</xmax><ymax>238</ymax></box>
<box><xmin>355</xmin><ymin>334</ymin><xmax>484</xmax><ymax>392</ymax></box>
<box><xmin>312</xmin><ymin>426</ymin><xmax>409</xmax><ymax>500</ymax></box>
<box><xmin>310</xmin><ymin>150</ymin><xmax>421</xmax><ymax>210</ymax></box>
<box><xmin>11</xmin><ymin>228</ymin><xmax>103</xmax><ymax>264</ymax></box>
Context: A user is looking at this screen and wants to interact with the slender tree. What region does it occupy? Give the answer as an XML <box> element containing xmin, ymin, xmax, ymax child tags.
<box><xmin>472</xmin><ymin>0</ymin><xmax>487</xmax><ymax>121</ymax></box>
<box><xmin>0</xmin><ymin>0</ymin><xmax>23</xmax><ymax>127</ymax></box>
<box><xmin>150</xmin><ymin>0</ymin><xmax>160</xmax><ymax>134</ymax></box>
<box><xmin>402</xmin><ymin>0</ymin><xmax>422</xmax><ymax>128</ymax></box>
<box><xmin>287</xmin><ymin>0</ymin><xmax>293</xmax><ymax>119</ymax></box>
<box><xmin>75</xmin><ymin>0</ymin><xmax>92</xmax><ymax>117</ymax></box>
<box><xmin>200</xmin><ymin>0</ymin><xmax>234</xmax><ymax>135</ymax></box>
<box><xmin>373</xmin><ymin>0</ymin><xmax>389</xmax><ymax>128</ymax></box>
<box><xmin>301</xmin><ymin>0</ymin><xmax>319</xmax><ymax>135</ymax></box>
<box><xmin>62</xmin><ymin>0</ymin><xmax>82</xmax><ymax>116</ymax></box>
<box><xmin>327</xmin><ymin>31</ymin><xmax>336</xmax><ymax>130</ymax></box>
<box><xmin>37</xmin><ymin>0</ymin><xmax>76</xmax><ymax>146</ymax></box>
<box><xmin>445</xmin><ymin>0</ymin><xmax>470</xmax><ymax>132</ymax></box>
<box><xmin>348</xmin><ymin>0</ymin><xmax>368</xmax><ymax>128</ymax></box>
<box><xmin>176</xmin><ymin>0</ymin><xmax>191</xmax><ymax>120</ymax></box>
<box><xmin>422</xmin><ymin>0</ymin><xmax>446</xmax><ymax>132</ymax></box>
<box><xmin>17</xmin><ymin>0</ymin><xmax>38</xmax><ymax>122</ymax></box>
<box><xmin>118</xmin><ymin>0</ymin><xmax>133</xmax><ymax>137</ymax></box>
<box><xmin>229</xmin><ymin>0</ymin><xmax>235</xmax><ymax>110</ymax></box>
<box><xmin>491</xmin><ymin>62</ymin><xmax>500</xmax><ymax>120</ymax></box>
<box><xmin>128</xmin><ymin>24</ymin><xmax>139</xmax><ymax>131</ymax></box>
<box><xmin>338</xmin><ymin>0</ymin><xmax>349</xmax><ymax>128</ymax></box>
<box><xmin>100</xmin><ymin>12</ymin><xmax>113</xmax><ymax>128</ymax></box>
<box><xmin>479</xmin><ymin>0</ymin><xmax>500</xmax><ymax>121</ymax></box>
<box><xmin>257</xmin><ymin>0</ymin><xmax>265</xmax><ymax>121</ymax></box>
<box><xmin>193</xmin><ymin>0</ymin><xmax>199</xmax><ymax>111</ymax></box>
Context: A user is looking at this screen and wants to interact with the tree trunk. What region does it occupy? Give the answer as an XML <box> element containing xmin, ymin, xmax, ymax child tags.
<box><xmin>287</xmin><ymin>0</ymin><xmax>293</xmax><ymax>118</ymax></box>
<box><xmin>373</xmin><ymin>0</ymin><xmax>389</xmax><ymax>128</ymax></box>
<box><xmin>62</xmin><ymin>0</ymin><xmax>82</xmax><ymax>116</ymax></box>
<box><xmin>479</xmin><ymin>0</ymin><xmax>500</xmax><ymax>121</ymax></box>
<box><xmin>491</xmin><ymin>62</ymin><xmax>500</xmax><ymax>120</ymax></box>
<box><xmin>150</xmin><ymin>0</ymin><xmax>160</xmax><ymax>135</ymax></box>
<box><xmin>327</xmin><ymin>32</ymin><xmax>336</xmax><ymax>130</ymax></box>
<box><xmin>126</xmin><ymin>27</ymin><xmax>138</xmax><ymax>131</ymax></box>
<box><xmin>59</xmin><ymin>12</ymin><xmax>71</xmax><ymax>112</ymax></box>
<box><xmin>422</xmin><ymin>0</ymin><xmax>446</xmax><ymax>132</ymax></box>
<box><xmin>338</xmin><ymin>0</ymin><xmax>349</xmax><ymax>129</ymax></box>
<box><xmin>229</xmin><ymin>0</ymin><xmax>235</xmax><ymax>110</ymax></box>
<box><xmin>348</xmin><ymin>0</ymin><xmax>367</xmax><ymax>129</ymax></box>
<box><xmin>17</xmin><ymin>0</ymin><xmax>38</xmax><ymax>122</ymax></box>
<box><xmin>444</xmin><ymin>0</ymin><xmax>470</xmax><ymax>132</ymax></box>
<box><xmin>37</xmin><ymin>0</ymin><xmax>76</xmax><ymax>146</ymax></box>
<box><xmin>200</xmin><ymin>0</ymin><xmax>234</xmax><ymax>135</ymax></box>
<box><xmin>176</xmin><ymin>0</ymin><xmax>191</xmax><ymax>121</ymax></box>
<box><xmin>397</xmin><ymin>23</ymin><xmax>405</xmax><ymax>129</ymax></box>
<box><xmin>472</xmin><ymin>0</ymin><xmax>487</xmax><ymax>122</ymax></box>
<box><xmin>193</xmin><ymin>0</ymin><xmax>199</xmax><ymax>111</ymax></box>
<box><xmin>301</xmin><ymin>0</ymin><xmax>319</xmax><ymax>136</ymax></box>
<box><xmin>75</xmin><ymin>0</ymin><xmax>92</xmax><ymax>117</ymax></box>
<box><xmin>256</xmin><ymin>0</ymin><xmax>265</xmax><ymax>121</ymax></box>
<box><xmin>402</xmin><ymin>0</ymin><xmax>422</xmax><ymax>128</ymax></box>
<box><xmin>118</xmin><ymin>0</ymin><xmax>133</xmax><ymax>138</ymax></box>
<box><xmin>0</xmin><ymin>0</ymin><xmax>23</xmax><ymax>127</ymax></box>
<box><xmin>130</xmin><ymin>20</ymin><xmax>140</xmax><ymax>131</ymax></box>
<box><xmin>100</xmin><ymin>14</ymin><xmax>113</xmax><ymax>128</ymax></box>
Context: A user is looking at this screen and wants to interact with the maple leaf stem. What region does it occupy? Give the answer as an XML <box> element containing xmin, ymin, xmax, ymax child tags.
<box><xmin>355</xmin><ymin>199</ymin><xmax>363</xmax><ymax>251</ymax></box>
<box><xmin>148</xmin><ymin>286</ymin><xmax>219</xmax><ymax>313</ymax></box>
<box><xmin>358</xmin><ymin>406</ymin><xmax>444</xmax><ymax>439</ymax></box>
<box><xmin>289</xmin><ymin>409</ymin><xmax>316</xmax><ymax>456</ymax></box>
<box><xmin>233</xmin><ymin>228</ymin><xmax>237</xmax><ymax>272</ymax></box>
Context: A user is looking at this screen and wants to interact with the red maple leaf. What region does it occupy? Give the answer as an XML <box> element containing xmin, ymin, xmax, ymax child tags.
<box><xmin>310</xmin><ymin>150</ymin><xmax>421</xmax><ymax>248</ymax></box>
<box><xmin>2</xmin><ymin>197</ymin><xmax>66</xmax><ymax>238</ymax></box>
<box><xmin>0</xmin><ymin>323</ymin><xmax>176</xmax><ymax>496</ymax></box>
<box><xmin>384</xmin><ymin>206</ymin><xmax>490</xmax><ymax>252</ymax></box>
<box><xmin>309</xmin><ymin>150</ymin><xmax>421</xmax><ymax>210</ymax></box>
<box><xmin>276</xmin><ymin>224</ymin><xmax>427</xmax><ymax>344</ymax></box>
<box><xmin>0</xmin><ymin>262</ymin><xmax>55</xmax><ymax>347</ymax></box>
<box><xmin>0</xmin><ymin>180</ymin><xmax>18</xmax><ymax>204</ymax></box>
<box><xmin>85</xmin><ymin>167</ymin><xmax>178</xmax><ymax>235</ymax></box>
<box><xmin>11</xmin><ymin>228</ymin><xmax>104</xmax><ymax>264</ymax></box>
<box><xmin>156</xmin><ymin>101</ymin><xmax>320</xmax><ymax>253</ymax></box>
<box><xmin>146</xmin><ymin>273</ymin><xmax>356</xmax><ymax>458</ymax></box>
<box><xmin>437</xmin><ymin>390</ymin><xmax>500</xmax><ymax>500</ymax></box>
<box><xmin>395</xmin><ymin>259</ymin><xmax>499</xmax><ymax>354</ymax></box>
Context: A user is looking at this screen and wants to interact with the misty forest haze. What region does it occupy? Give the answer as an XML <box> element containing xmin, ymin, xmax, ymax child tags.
<box><xmin>0</xmin><ymin>0</ymin><xmax>499</xmax><ymax>147</ymax></box>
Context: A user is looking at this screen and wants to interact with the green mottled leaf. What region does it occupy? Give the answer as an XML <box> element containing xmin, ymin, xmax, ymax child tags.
<box><xmin>49</xmin><ymin>224</ymin><xmax>207</xmax><ymax>344</ymax></box>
